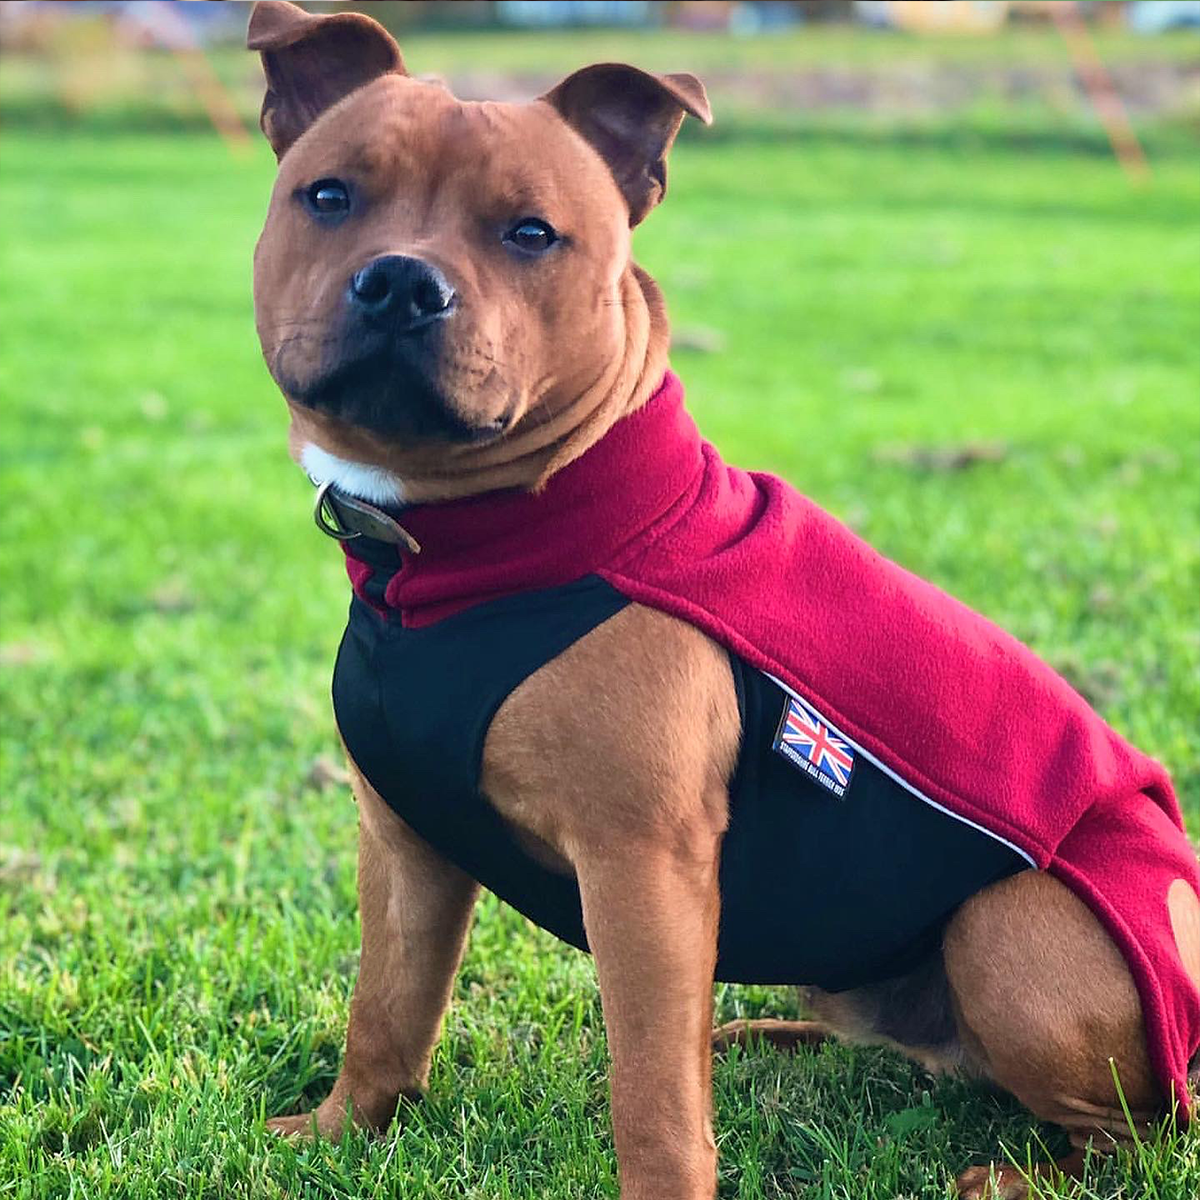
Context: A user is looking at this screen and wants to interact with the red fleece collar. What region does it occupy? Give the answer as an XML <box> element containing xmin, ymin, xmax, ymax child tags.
<box><xmin>344</xmin><ymin>371</ymin><xmax>700</xmax><ymax>626</ymax></box>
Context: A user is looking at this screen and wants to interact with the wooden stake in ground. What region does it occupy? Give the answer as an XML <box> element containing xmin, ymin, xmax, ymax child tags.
<box><xmin>1052</xmin><ymin>0</ymin><xmax>1150</xmax><ymax>185</ymax></box>
<box><xmin>142</xmin><ymin>0</ymin><xmax>254</xmax><ymax>158</ymax></box>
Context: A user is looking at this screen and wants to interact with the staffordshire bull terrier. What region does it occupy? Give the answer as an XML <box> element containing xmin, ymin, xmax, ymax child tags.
<box><xmin>245</xmin><ymin>4</ymin><xmax>1200</xmax><ymax>1197</ymax></box>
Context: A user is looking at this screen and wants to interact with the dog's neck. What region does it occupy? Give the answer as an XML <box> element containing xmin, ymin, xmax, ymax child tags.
<box><xmin>335</xmin><ymin>369</ymin><xmax>700</xmax><ymax>627</ymax></box>
<box><xmin>530</xmin><ymin>262</ymin><xmax>671</xmax><ymax>487</ymax></box>
<box><xmin>294</xmin><ymin>263</ymin><xmax>671</xmax><ymax>507</ymax></box>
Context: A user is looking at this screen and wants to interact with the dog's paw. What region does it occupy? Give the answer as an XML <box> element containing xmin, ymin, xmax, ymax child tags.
<box><xmin>954</xmin><ymin>1164</ymin><xmax>1029</xmax><ymax>1200</ymax></box>
<box><xmin>266</xmin><ymin>1111</ymin><xmax>327</xmax><ymax>1140</ymax></box>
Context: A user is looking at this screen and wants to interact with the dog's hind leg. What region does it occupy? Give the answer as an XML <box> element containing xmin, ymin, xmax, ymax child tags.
<box><xmin>726</xmin><ymin>870</ymin><xmax>1183</xmax><ymax>1198</ymax></box>
<box><xmin>943</xmin><ymin>869</ymin><xmax>1167</xmax><ymax>1199</ymax></box>
<box><xmin>267</xmin><ymin>763</ymin><xmax>479</xmax><ymax>1138</ymax></box>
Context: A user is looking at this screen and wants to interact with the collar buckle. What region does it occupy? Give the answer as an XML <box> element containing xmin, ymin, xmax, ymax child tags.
<box><xmin>312</xmin><ymin>480</ymin><xmax>421</xmax><ymax>554</ymax></box>
<box><xmin>313</xmin><ymin>480</ymin><xmax>359</xmax><ymax>541</ymax></box>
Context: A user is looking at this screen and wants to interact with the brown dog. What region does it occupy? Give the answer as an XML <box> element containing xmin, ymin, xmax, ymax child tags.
<box><xmin>246</xmin><ymin>4</ymin><xmax>1197</xmax><ymax>1198</ymax></box>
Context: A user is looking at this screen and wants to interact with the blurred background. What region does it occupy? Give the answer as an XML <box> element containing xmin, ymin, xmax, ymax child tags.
<box><xmin>4</xmin><ymin>1</ymin><xmax>1200</xmax><ymax>140</ymax></box>
<box><xmin>2</xmin><ymin>4</ymin><xmax>1199</xmax><ymax>1197</ymax></box>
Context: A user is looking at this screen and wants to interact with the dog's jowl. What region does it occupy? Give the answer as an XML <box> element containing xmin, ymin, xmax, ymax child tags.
<box><xmin>246</xmin><ymin>4</ymin><xmax>1200</xmax><ymax>1197</ymax></box>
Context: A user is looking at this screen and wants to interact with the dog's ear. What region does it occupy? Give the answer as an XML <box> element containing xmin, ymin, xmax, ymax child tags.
<box><xmin>542</xmin><ymin>63</ymin><xmax>712</xmax><ymax>227</ymax></box>
<box><xmin>247</xmin><ymin>0</ymin><xmax>406</xmax><ymax>160</ymax></box>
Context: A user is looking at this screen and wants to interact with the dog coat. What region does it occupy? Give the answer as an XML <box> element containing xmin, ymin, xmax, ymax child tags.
<box><xmin>334</xmin><ymin>371</ymin><xmax>1200</xmax><ymax>1111</ymax></box>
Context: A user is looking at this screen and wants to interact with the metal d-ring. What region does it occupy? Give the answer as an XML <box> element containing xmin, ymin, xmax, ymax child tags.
<box><xmin>313</xmin><ymin>479</ymin><xmax>361</xmax><ymax>541</ymax></box>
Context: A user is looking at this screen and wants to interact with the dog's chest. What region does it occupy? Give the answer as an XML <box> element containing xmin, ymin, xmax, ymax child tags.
<box><xmin>334</xmin><ymin>576</ymin><xmax>1025</xmax><ymax>990</ymax></box>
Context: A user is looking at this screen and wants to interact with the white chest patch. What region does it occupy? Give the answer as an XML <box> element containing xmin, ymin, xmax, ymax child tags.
<box><xmin>300</xmin><ymin>444</ymin><xmax>407</xmax><ymax>507</ymax></box>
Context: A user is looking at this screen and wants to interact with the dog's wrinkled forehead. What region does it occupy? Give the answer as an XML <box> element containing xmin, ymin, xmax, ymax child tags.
<box><xmin>282</xmin><ymin>77</ymin><xmax>621</xmax><ymax>228</ymax></box>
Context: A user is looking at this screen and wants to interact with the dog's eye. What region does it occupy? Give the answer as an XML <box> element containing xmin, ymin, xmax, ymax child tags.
<box><xmin>305</xmin><ymin>179</ymin><xmax>351</xmax><ymax>217</ymax></box>
<box><xmin>504</xmin><ymin>218</ymin><xmax>558</xmax><ymax>254</ymax></box>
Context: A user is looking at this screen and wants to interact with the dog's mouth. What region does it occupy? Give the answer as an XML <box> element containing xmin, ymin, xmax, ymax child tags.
<box><xmin>280</xmin><ymin>343</ymin><xmax>511</xmax><ymax>446</ymax></box>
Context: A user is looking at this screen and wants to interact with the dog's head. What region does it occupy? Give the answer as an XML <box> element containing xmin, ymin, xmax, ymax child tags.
<box><xmin>248</xmin><ymin>0</ymin><xmax>710</xmax><ymax>500</ymax></box>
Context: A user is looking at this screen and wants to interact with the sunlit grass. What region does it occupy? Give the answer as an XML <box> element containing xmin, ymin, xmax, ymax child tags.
<box><xmin>2</xmin><ymin>81</ymin><xmax>1198</xmax><ymax>1200</ymax></box>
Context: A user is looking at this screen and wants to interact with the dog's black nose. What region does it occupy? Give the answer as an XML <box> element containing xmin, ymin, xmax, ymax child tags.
<box><xmin>349</xmin><ymin>255</ymin><xmax>455</xmax><ymax>331</ymax></box>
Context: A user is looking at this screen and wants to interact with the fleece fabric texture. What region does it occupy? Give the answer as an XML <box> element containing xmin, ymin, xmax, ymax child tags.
<box><xmin>343</xmin><ymin>370</ymin><xmax>1200</xmax><ymax>1112</ymax></box>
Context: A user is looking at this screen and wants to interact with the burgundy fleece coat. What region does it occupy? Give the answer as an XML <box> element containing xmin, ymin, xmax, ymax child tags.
<box><xmin>344</xmin><ymin>371</ymin><xmax>1200</xmax><ymax>1112</ymax></box>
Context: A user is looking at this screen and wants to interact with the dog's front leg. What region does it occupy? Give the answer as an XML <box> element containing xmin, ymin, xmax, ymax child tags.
<box><xmin>268</xmin><ymin>765</ymin><xmax>479</xmax><ymax>1138</ymax></box>
<box><xmin>576</xmin><ymin>835</ymin><xmax>722</xmax><ymax>1200</ymax></box>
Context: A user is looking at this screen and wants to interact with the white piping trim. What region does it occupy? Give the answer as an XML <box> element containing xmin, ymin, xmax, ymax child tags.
<box><xmin>763</xmin><ymin>670</ymin><xmax>1038</xmax><ymax>868</ymax></box>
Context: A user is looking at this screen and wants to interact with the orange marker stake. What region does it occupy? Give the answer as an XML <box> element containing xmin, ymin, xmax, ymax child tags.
<box><xmin>150</xmin><ymin>0</ymin><xmax>254</xmax><ymax>157</ymax></box>
<box><xmin>1052</xmin><ymin>1</ymin><xmax>1150</xmax><ymax>185</ymax></box>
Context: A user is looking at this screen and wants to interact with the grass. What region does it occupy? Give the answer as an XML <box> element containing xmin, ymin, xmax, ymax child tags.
<box><xmin>3</xmin><ymin>44</ymin><xmax>1200</xmax><ymax>1200</ymax></box>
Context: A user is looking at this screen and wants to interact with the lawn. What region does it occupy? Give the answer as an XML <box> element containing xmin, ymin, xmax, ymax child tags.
<box><xmin>2</xmin><ymin>30</ymin><xmax>1200</xmax><ymax>1200</ymax></box>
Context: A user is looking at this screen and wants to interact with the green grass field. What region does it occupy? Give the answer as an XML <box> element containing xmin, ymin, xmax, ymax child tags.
<box><xmin>2</xmin><ymin>31</ymin><xmax>1200</xmax><ymax>1199</ymax></box>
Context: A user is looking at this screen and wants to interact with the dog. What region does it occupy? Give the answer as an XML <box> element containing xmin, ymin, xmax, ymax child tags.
<box><xmin>245</xmin><ymin>4</ymin><xmax>1200</xmax><ymax>1197</ymax></box>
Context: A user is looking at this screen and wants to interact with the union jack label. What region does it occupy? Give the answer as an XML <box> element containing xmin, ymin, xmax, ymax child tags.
<box><xmin>773</xmin><ymin>694</ymin><xmax>855</xmax><ymax>798</ymax></box>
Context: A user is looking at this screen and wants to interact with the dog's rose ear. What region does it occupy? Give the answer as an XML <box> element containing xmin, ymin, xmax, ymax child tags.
<box><xmin>247</xmin><ymin>0</ymin><xmax>406</xmax><ymax>160</ymax></box>
<box><xmin>542</xmin><ymin>63</ymin><xmax>712</xmax><ymax>227</ymax></box>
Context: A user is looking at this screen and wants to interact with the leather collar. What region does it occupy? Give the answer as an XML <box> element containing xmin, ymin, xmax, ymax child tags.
<box><xmin>312</xmin><ymin>479</ymin><xmax>421</xmax><ymax>554</ymax></box>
